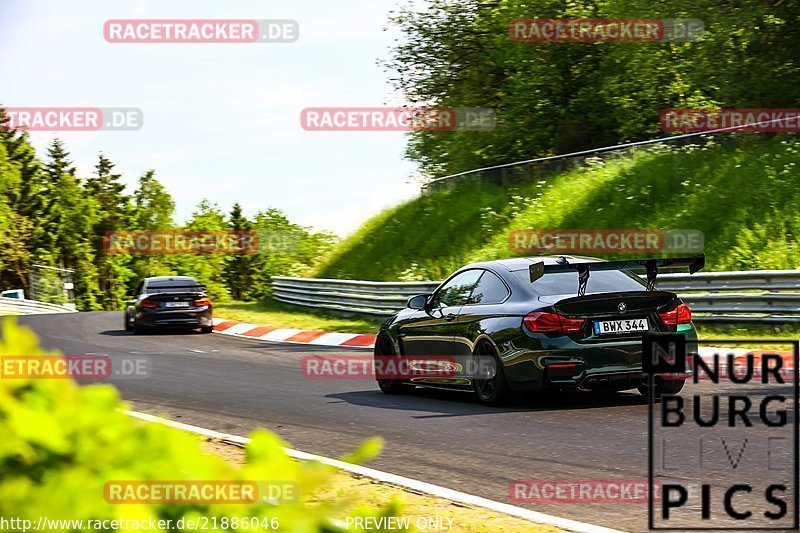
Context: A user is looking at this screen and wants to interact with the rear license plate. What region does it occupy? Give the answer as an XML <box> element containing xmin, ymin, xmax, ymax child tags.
<box><xmin>593</xmin><ymin>318</ymin><xmax>648</xmax><ymax>335</ymax></box>
<box><xmin>164</xmin><ymin>301</ymin><xmax>191</xmax><ymax>308</ymax></box>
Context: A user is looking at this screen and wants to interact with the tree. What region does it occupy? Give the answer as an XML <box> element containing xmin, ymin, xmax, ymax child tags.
<box><xmin>247</xmin><ymin>208</ymin><xmax>337</xmax><ymax>300</ymax></box>
<box><xmin>167</xmin><ymin>200</ymin><xmax>232</xmax><ymax>302</ymax></box>
<box><xmin>42</xmin><ymin>139</ymin><xmax>101</xmax><ymax>309</ymax></box>
<box><xmin>84</xmin><ymin>153</ymin><xmax>131</xmax><ymax>309</ymax></box>
<box><xmin>131</xmin><ymin>170</ymin><xmax>174</xmax><ymax>231</ymax></box>
<box><xmin>224</xmin><ymin>203</ymin><xmax>256</xmax><ymax>300</ymax></box>
<box><xmin>123</xmin><ymin>170</ymin><xmax>177</xmax><ymax>285</ymax></box>
<box><xmin>0</xmin><ymin>109</ymin><xmax>41</xmax><ymax>291</ymax></box>
<box><xmin>386</xmin><ymin>0</ymin><xmax>800</xmax><ymax>179</ymax></box>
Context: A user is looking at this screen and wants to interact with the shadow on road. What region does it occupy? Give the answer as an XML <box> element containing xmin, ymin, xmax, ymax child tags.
<box><xmin>326</xmin><ymin>387</ymin><xmax>647</xmax><ymax>418</ymax></box>
<box><xmin>99</xmin><ymin>329</ymin><xmax>202</xmax><ymax>337</ymax></box>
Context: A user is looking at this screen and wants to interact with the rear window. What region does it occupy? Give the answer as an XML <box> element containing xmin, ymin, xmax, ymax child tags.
<box><xmin>146</xmin><ymin>280</ymin><xmax>202</xmax><ymax>293</ymax></box>
<box><xmin>515</xmin><ymin>269</ymin><xmax>646</xmax><ymax>296</ymax></box>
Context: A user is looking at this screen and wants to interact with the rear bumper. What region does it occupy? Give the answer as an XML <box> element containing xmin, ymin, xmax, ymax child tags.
<box><xmin>501</xmin><ymin>324</ymin><xmax>698</xmax><ymax>392</ymax></box>
<box><xmin>136</xmin><ymin>308</ymin><xmax>213</xmax><ymax>329</ymax></box>
<box><xmin>509</xmin><ymin>366</ymin><xmax>692</xmax><ymax>392</ymax></box>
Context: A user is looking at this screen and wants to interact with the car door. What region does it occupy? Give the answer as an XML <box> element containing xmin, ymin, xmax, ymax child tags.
<box><xmin>399</xmin><ymin>269</ymin><xmax>482</xmax><ymax>356</ymax></box>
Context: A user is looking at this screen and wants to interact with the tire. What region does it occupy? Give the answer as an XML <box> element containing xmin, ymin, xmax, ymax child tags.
<box><xmin>374</xmin><ymin>333</ymin><xmax>410</xmax><ymax>395</ymax></box>
<box><xmin>131</xmin><ymin>319</ymin><xmax>146</xmax><ymax>335</ymax></box>
<box><xmin>638</xmin><ymin>378</ymin><xmax>685</xmax><ymax>399</ymax></box>
<box><xmin>200</xmin><ymin>326</ymin><xmax>213</xmax><ymax>334</ymax></box>
<box><xmin>472</xmin><ymin>341</ymin><xmax>509</xmax><ymax>406</ymax></box>
<box><xmin>124</xmin><ymin>312</ymin><xmax>132</xmax><ymax>331</ymax></box>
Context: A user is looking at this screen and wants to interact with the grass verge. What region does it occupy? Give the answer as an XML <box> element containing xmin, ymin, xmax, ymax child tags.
<box><xmin>696</xmin><ymin>323</ymin><xmax>800</xmax><ymax>348</ymax></box>
<box><xmin>202</xmin><ymin>439</ymin><xmax>563</xmax><ymax>533</ymax></box>
<box><xmin>316</xmin><ymin>137</ymin><xmax>800</xmax><ymax>281</ymax></box>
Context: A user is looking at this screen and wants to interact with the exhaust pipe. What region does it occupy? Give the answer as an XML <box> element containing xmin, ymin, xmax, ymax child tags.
<box><xmin>598</xmin><ymin>378</ymin><xmax>610</xmax><ymax>387</ymax></box>
<box><xmin>585</xmin><ymin>378</ymin><xmax>598</xmax><ymax>389</ymax></box>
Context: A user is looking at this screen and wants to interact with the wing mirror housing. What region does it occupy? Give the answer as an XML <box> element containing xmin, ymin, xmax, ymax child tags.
<box><xmin>407</xmin><ymin>294</ymin><xmax>430</xmax><ymax>310</ymax></box>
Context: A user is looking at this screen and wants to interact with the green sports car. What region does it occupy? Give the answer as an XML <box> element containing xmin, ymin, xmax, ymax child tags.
<box><xmin>374</xmin><ymin>255</ymin><xmax>703</xmax><ymax>405</ymax></box>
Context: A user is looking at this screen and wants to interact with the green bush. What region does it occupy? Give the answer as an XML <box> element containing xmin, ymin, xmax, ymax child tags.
<box><xmin>0</xmin><ymin>317</ymin><xmax>400</xmax><ymax>531</ymax></box>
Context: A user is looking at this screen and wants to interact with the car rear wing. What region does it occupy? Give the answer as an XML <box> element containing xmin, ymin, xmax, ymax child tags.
<box><xmin>528</xmin><ymin>254</ymin><xmax>705</xmax><ymax>295</ymax></box>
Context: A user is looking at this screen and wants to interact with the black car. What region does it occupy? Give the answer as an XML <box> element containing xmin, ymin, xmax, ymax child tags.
<box><xmin>124</xmin><ymin>276</ymin><xmax>213</xmax><ymax>334</ymax></box>
<box><xmin>375</xmin><ymin>255</ymin><xmax>703</xmax><ymax>405</ymax></box>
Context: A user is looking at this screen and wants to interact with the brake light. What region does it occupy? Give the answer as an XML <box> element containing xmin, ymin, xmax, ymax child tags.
<box><xmin>658</xmin><ymin>303</ymin><xmax>692</xmax><ymax>325</ymax></box>
<box><xmin>524</xmin><ymin>311</ymin><xmax>585</xmax><ymax>333</ymax></box>
<box><xmin>194</xmin><ymin>297</ymin><xmax>211</xmax><ymax>307</ymax></box>
<box><xmin>548</xmin><ymin>362</ymin><xmax>579</xmax><ymax>370</ymax></box>
<box><xmin>140</xmin><ymin>298</ymin><xmax>158</xmax><ymax>308</ymax></box>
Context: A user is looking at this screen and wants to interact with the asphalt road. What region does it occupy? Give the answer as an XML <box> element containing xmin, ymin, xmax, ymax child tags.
<box><xmin>11</xmin><ymin>312</ymin><xmax>799</xmax><ymax>532</ymax></box>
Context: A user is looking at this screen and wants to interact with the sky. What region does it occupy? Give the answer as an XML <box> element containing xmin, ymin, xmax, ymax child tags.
<box><xmin>0</xmin><ymin>0</ymin><xmax>423</xmax><ymax>236</ymax></box>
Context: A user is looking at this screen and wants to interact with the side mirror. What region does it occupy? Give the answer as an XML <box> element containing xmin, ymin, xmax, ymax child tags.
<box><xmin>407</xmin><ymin>294</ymin><xmax>430</xmax><ymax>310</ymax></box>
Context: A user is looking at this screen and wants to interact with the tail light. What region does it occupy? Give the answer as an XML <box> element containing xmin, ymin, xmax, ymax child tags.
<box><xmin>140</xmin><ymin>298</ymin><xmax>158</xmax><ymax>308</ymax></box>
<box><xmin>524</xmin><ymin>311</ymin><xmax>585</xmax><ymax>333</ymax></box>
<box><xmin>194</xmin><ymin>297</ymin><xmax>211</xmax><ymax>307</ymax></box>
<box><xmin>548</xmin><ymin>362</ymin><xmax>580</xmax><ymax>370</ymax></box>
<box><xmin>658</xmin><ymin>303</ymin><xmax>692</xmax><ymax>325</ymax></box>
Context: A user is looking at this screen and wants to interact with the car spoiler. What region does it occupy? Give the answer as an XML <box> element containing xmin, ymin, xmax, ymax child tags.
<box><xmin>528</xmin><ymin>254</ymin><xmax>705</xmax><ymax>295</ymax></box>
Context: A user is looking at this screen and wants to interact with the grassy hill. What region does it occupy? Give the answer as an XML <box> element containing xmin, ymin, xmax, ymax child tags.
<box><xmin>316</xmin><ymin>137</ymin><xmax>800</xmax><ymax>281</ymax></box>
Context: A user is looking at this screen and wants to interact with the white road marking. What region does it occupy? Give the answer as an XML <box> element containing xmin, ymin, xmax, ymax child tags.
<box><xmin>308</xmin><ymin>332</ymin><xmax>359</xmax><ymax>345</ymax></box>
<box><xmin>223</xmin><ymin>323</ymin><xmax>260</xmax><ymax>335</ymax></box>
<box><xmin>259</xmin><ymin>328</ymin><xmax>303</xmax><ymax>341</ymax></box>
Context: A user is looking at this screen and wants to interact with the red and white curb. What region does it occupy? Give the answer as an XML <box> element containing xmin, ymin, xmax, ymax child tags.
<box><xmin>125</xmin><ymin>410</ymin><xmax>623</xmax><ymax>533</ymax></box>
<box><xmin>212</xmin><ymin>317</ymin><xmax>375</xmax><ymax>348</ymax></box>
<box><xmin>212</xmin><ymin>320</ymin><xmax>794</xmax><ymax>363</ymax></box>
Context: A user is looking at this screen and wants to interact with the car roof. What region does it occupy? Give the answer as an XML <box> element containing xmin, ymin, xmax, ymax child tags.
<box><xmin>144</xmin><ymin>276</ymin><xmax>198</xmax><ymax>283</ymax></box>
<box><xmin>459</xmin><ymin>255</ymin><xmax>604</xmax><ymax>274</ymax></box>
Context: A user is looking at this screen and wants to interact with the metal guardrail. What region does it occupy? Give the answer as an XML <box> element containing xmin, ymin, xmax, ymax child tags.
<box><xmin>422</xmin><ymin>116</ymin><xmax>796</xmax><ymax>192</ymax></box>
<box><xmin>0</xmin><ymin>297</ymin><xmax>77</xmax><ymax>316</ymax></box>
<box><xmin>273</xmin><ymin>270</ymin><xmax>800</xmax><ymax>323</ymax></box>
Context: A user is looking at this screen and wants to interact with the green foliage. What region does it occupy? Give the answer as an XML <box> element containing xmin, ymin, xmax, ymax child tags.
<box><xmin>224</xmin><ymin>203</ymin><xmax>256</xmax><ymax>300</ymax></box>
<box><xmin>387</xmin><ymin>0</ymin><xmax>800</xmax><ymax>178</ymax></box>
<box><xmin>0</xmin><ymin>317</ymin><xmax>398</xmax><ymax>531</ymax></box>
<box><xmin>166</xmin><ymin>200</ymin><xmax>232</xmax><ymax>302</ymax></box>
<box><xmin>246</xmin><ymin>209</ymin><xmax>337</xmax><ymax>300</ymax></box>
<box><xmin>316</xmin><ymin>181</ymin><xmax>513</xmax><ymax>281</ymax></box>
<box><xmin>0</xmin><ymin>124</ymin><xmax>335</xmax><ymax>311</ymax></box>
<box><xmin>318</xmin><ymin>138</ymin><xmax>800</xmax><ymax>280</ymax></box>
<box><xmin>131</xmin><ymin>170</ymin><xmax>175</xmax><ymax>231</ymax></box>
